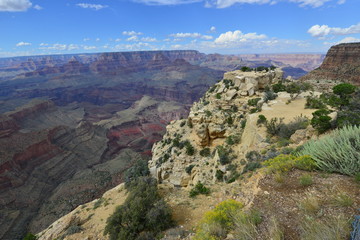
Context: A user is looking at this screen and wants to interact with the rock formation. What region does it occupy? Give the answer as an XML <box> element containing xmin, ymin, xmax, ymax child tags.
<box><xmin>302</xmin><ymin>42</ymin><xmax>360</xmax><ymax>87</ymax></box>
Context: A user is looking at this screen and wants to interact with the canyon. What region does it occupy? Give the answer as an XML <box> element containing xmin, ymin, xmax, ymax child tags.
<box><xmin>0</xmin><ymin>50</ymin><xmax>324</xmax><ymax>239</ymax></box>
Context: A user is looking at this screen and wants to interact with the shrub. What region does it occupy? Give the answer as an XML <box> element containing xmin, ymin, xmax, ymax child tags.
<box><xmin>242</xmin><ymin>162</ymin><xmax>261</xmax><ymax>174</ymax></box>
<box><xmin>263</xmin><ymin>154</ymin><xmax>316</xmax><ymax>173</ymax></box>
<box><xmin>232</xmin><ymin>209</ymin><xmax>262</xmax><ymax>239</ymax></box>
<box><xmin>305</xmin><ymin>95</ymin><xmax>327</xmax><ymax>109</ymax></box>
<box><xmin>124</xmin><ymin>158</ymin><xmax>150</xmax><ymax>186</ymax></box>
<box><xmin>272</xmin><ymin>82</ymin><xmax>286</xmax><ymax>93</ymax></box>
<box><xmin>226</xmin><ymin>135</ymin><xmax>240</xmax><ymax>145</ymax></box>
<box><xmin>216</xmin><ymin>93</ymin><xmax>221</xmax><ymax>99</ymax></box>
<box><xmin>241</xmin><ymin>66</ymin><xmax>252</xmax><ymax>72</ymax></box>
<box><xmin>194</xmin><ymin>200</ymin><xmax>244</xmax><ymax>240</ymax></box>
<box><xmin>299</xmin><ymin>174</ymin><xmax>313</xmax><ymax>186</ymax></box>
<box><xmin>298</xmin><ymin>125</ymin><xmax>360</xmax><ymax>176</ymax></box>
<box><xmin>245</xmin><ymin>151</ymin><xmax>261</xmax><ymax>162</ymax></box>
<box><xmin>265</xmin><ymin>117</ymin><xmax>284</xmax><ymax>136</ymax></box>
<box><xmin>200</xmin><ymin>147</ymin><xmax>211</xmax><ymax>157</ymax></box>
<box><xmin>240</xmin><ymin>119</ymin><xmax>247</xmax><ymax>129</ymax></box>
<box><xmin>104</xmin><ymin>177</ymin><xmax>172</xmax><ymax>240</ymax></box>
<box><xmin>286</xmin><ymin>82</ymin><xmax>313</xmax><ymax>100</ymax></box>
<box><xmin>248</xmin><ymin>98</ymin><xmax>261</xmax><ymax>107</ymax></box>
<box><xmin>185</xmin><ymin>141</ymin><xmax>195</xmax><ymax>156</ymax></box>
<box><xmin>179</xmin><ymin>120</ymin><xmax>186</xmax><ymax>127</ymax></box>
<box><xmin>216</xmin><ymin>146</ymin><xmax>233</xmax><ymax>165</ymax></box>
<box><xmin>189</xmin><ymin>182</ymin><xmax>210</xmax><ymax>198</ymax></box>
<box><xmin>226</xmin><ymin>116</ymin><xmax>233</xmax><ymax>125</ymax></box>
<box><xmin>205</xmin><ymin>110</ymin><xmax>212</xmax><ymax>117</ymax></box>
<box><xmin>333</xmin><ymin>83</ymin><xmax>356</xmax><ymax>97</ymax></box>
<box><xmin>185</xmin><ymin>165</ymin><xmax>195</xmax><ymax>174</ymax></box>
<box><xmin>278</xmin><ymin>115</ymin><xmax>309</xmax><ymax>139</ymax></box>
<box><xmin>216</xmin><ymin>170</ymin><xmax>224</xmax><ymax>181</ymax></box>
<box><xmin>257</xmin><ymin>114</ymin><xmax>267</xmax><ymax>125</ymax></box>
<box><xmin>263</xmin><ymin>90</ymin><xmax>278</xmax><ymax>102</ymax></box>
<box><xmin>23</xmin><ymin>233</ymin><xmax>37</xmax><ymax>240</ymax></box>
<box><xmin>310</xmin><ymin>109</ymin><xmax>332</xmax><ymax>134</ymax></box>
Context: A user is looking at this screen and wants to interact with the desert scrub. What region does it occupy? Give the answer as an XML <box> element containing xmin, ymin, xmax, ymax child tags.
<box><xmin>257</xmin><ymin>114</ymin><xmax>267</xmax><ymax>125</ymax></box>
<box><xmin>299</xmin><ymin>173</ymin><xmax>313</xmax><ymax>186</ymax></box>
<box><xmin>189</xmin><ymin>182</ymin><xmax>210</xmax><ymax>198</ymax></box>
<box><xmin>299</xmin><ymin>193</ymin><xmax>320</xmax><ymax>215</ymax></box>
<box><xmin>185</xmin><ymin>164</ymin><xmax>195</xmax><ymax>174</ymax></box>
<box><xmin>298</xmin><ymin>125</ymin><xmax>360</xmax><ymax>176</ymax></box>
<box><xmin>262</xmin><ymin>154</ymin><xmax>316</xmax><ymax>173</ymax></box>
<box><xmin>199</xmin><ymin>147</ymin><xmax>211</xmax><ymax>157</ymax></box>
<box><xmin>248</xmin><ymin>98</ymin><xmax>261</xmax><ymax>107</ymax></box>
<box><xmin>310</xmin><ymin>109</ymin><xmax>332</xmax><ymax>134</ymax></box>
<box><xmin>104</xmin><ymin>177</ymin><xmax>173</xmax><ymax>240</ymax></box>
<box><xmin>194</xmin><ymin>199</ymin><xmax>244</xmax><ymax>240</ymax></box>
<box><xmin>330</xmin><ymin>192</ymin><xmax>353</xmax><ymax>207</ymax></box>
<box><xmin>305</xmin><ymin>95</ymin><xmax>327</xmax><ymax>109</ymax></box>
<box><xmin>184</xmin><ymin>140</ymin><xmax>195</xmax><ymax>156</ymax></box>
<box><xmin>300</xmin><ymin>214</ymin><xmax>351</xmax><ymax>240</ymax></box>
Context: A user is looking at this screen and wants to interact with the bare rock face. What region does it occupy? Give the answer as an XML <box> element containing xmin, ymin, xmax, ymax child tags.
<box><xmin>223</xmin><ymin>69</ymin><xmax>283</xmax><ymax>96</ymax></box>
<box><xmin>302</xmin><ymin>43</ymin><xmax>360</xmax><ymax>87</ymax></box>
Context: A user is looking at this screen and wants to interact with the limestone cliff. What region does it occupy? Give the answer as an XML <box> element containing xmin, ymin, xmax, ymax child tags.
<box><xmin>302</xmin><ymin>42</ymin><xmax>360</xmax><ymax>88</ymax></box>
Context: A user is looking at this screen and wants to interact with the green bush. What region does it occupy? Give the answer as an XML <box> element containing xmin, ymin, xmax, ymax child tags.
<box><xmin>333</xmin><ymin>83</ymin><xmax>356</xmax><ymax>97</ymax></box>
<box><xmin>185</xmin><ymin>141</ymin><xmax>195</xmax><ymax>156</ymax></box>
<box><xmin>240</xmin><ymin>66</ymin><xmax>252</xmax><ymax>72</ymax></box>
<box><xmin>248</xmin><ymin>98</ymin><xmax>261</xmax><ymax>107</ymax></box>
<box><xmin>278</xmin><ymin>115</ymin><xmax>309</xmax><ymax>139</ymax></box>
<box><xmin>226</xmin><ymin>135</ymin><xmax>240</xmax><ymax>145</ymax></box>
<box><xmin>263</xmin><ymin>90</ymin><xmax>278</xmax><ymax>102</ymax></box>
<box><xmin>216</xmin><ymin>170</ymin><xmax>224</xmax><ymax>181</ymax></box>
<box><xmin>216</xmin><ymin>146</ymin><xmax>234</xmax><ymax>165</ymax></box>
<box><xmin>190</xmin><ymin>182</ymin><xmax>210</xmax><ymax>198</ymax></box>
<box><xmin>272</xmin><ymin>82</ymin><xmax>286</xmax><ymax>93</ymax></box>
<box><xmin>305</xmin><ymin>95</ymin><xmax>326</xmax><ymax>109</ymax></box>
<box><xmin>310</xmin><ymin>109</ymin><xmax>332</xmax><ymax>134</ymax></box>
<box><xmin>124</xmin><ymin>158</ymin><xmax>150</xmax><ymax>186</ymax></box>
<box><xmin>265</xmin><ymin>117</ymin><xmax>284</xmax><ymax>136</ymax></box>
<box><xmin>23</xmin><ymin>233</ymin><xmax>37</xmax><ymax>240</ymax></box>
<box><xmin>299</xmin><ymin>174</ymin><xmax>313</xmax><ymax>186</ymax></box>
<box><xmin>226</xmin><ymin>116</ymin><xmax>233</xmax><ymax>125</ymax></box>
<box><xmin>216</xmin><ymin>93</ymin><xmax>221</xmax><ymax>99</ymax></box>
<box><xmin>187</xmin><ymin>119</ymin><xmax>193</xmax><ymax>128</ymax></box>
<box><xmin>298</xmin><ymin>125</ymin><xmax>360</xmax><ymax>176</ymax></box>
<box><xmin>104</xmin><ymin>177</ymin><xmax>173</xmax><ymax>240</ymax></box>
<box><xmin>200</xmin><ymin>147</ymin><xmax>211</xmax><ymax>157</ymax></box>
<box><xmin>257</xmin><ymin>114</ymin><xmax>267</xmax><ymax>125</ymax></box>
<box><xmin>240</xmin><ymin>119</ymin><xmax>247</xmax><ymax>129</ymax></box>
<box><xmin>185</xmin><ymin>165</ymin><xmax>195</xmax><ymax>174</ymax></box>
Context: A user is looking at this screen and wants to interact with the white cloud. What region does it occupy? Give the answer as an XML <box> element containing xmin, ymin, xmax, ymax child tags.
<box><xmin>115</xmin><ymin>42</ymin><xmax>152</xmax><ymax>50</ymax></box>
<box><xmin>33</xmin><ymin>4</ymin><xmax>42</xmax><ymax>10</ymax></box>
<box><xmin>83</xmin><ymin>38</ymin><xmax>91</xmax><ymax>42</ymax></box>
<box><xmin>16</xmin><ymin>41</ymin><xmax>31</xmax><ymax>47</ymax></box>
<box><xmin>39</xmin><ymin>43</ymin><xmax>48</xmax><ymax>46</ymax></box>
<box><xmin>76</xmin><ymin>3</ymin><xmax>108</xmax><ymax>10</ymax></box>
<box><xmin>83</xmin><ymin>45</ymin><xmax>97</xmax><ymax>50</ymax></box>
<box><xmin>122</xmin><ymin>31</ymin><xmax>143</xmax><ymax>36</ymax></box>
<box><xmin>141</xmin><ymin>37</ymin><xmax>157</xmax><ymax>42</ymax></box>
<box><xmin>337</xmin><ymin>0</ymin><xmax>345</xmax><ymax>4</ymax></box>
<box><xmin>209</xmin><ymin>26</ymin><xmax>216</xmax><ymax>33</ymax></box>
<box><xmin>290</xmin><ymin>0</ymin><xmax>331</xmax><ymax>8</ymax></box>
<box><xmin>170</xmin><ymin>32</ymin><xmax>213</xmax><ymax>40</ymax></box>
<box><xmin>215</xmin><ymin>30</ymin><xmax>267</xmax><ymax>43</ymax></box>
<box><xmin>96</xmin><ymin>38</ymin><xmax>100</xmax><ymax>42</ymax></box>
<box><xmin>115</xmin><ymin>38</ymin><xmax>122</xmax><ymax>42</ymax></box>
<box><xmin>324</xmin><ymin>37</ymin><xmax>360</xmax><ymax>45</ymax></box>
<box><xmin>308</xmin><ymin>23</ymin><xmax>360</xmax><ymax>38</ymax></box>
<box><xmin>68</xmin><ymin>44</ymin><xmax>79</xmax><ymax>50</ymax></box>
<box><xmin>0</xmin><ymin>0</ymin><xmax>32</xmax><ymax>12</ymax></box>
<box><xmin>127</xmin><ymin>36</ymin><xmax>139</xmax><ymax>41</ymax></box>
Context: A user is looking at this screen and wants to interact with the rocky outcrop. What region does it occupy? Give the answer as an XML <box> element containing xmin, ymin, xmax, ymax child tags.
<box><xmin>302</xmin><ymin>42</ymin><xmax>360</xmax><ymax>87</ymax></box>
<box><xmin>148</xmin><ymin>69</ymin><xmax>284</xmax><ymax>187</ymax></box>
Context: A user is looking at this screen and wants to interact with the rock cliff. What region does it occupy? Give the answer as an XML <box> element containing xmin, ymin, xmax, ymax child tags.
<box><xmin>302</xmin><ymin>42</ymin><xmax>360</xmax><ymax>87</ymax></box>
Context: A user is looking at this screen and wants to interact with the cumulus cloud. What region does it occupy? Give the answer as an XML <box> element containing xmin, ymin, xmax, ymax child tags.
<box><xmin>16</xmin><ymin>41</ymin><xmax>31</xmax><ymax>47</ymax></box>
<box><xmin>0</xmin><ymin>0</ymin><xmax>32</xmax><ymax>12</ymax></box>
<box><xmin>122</xmin><ymin>31</ymin><xmax>143</xmax><ymax>36</ymax></box>
<box><xmin>337</xmin><ymin>0</ymin><xmax>345</xmax><ymax>4</ymax></box>
<box><xmin>215</xmin><ymin>30</ymin><xmax>267</xmax><ymax>43</ymax></box>
<box><xmin>76</xmin><ymin>3</ymin><xmax>108</xmax><ymax>10</ymax></box>
<box><xmin>115</xmin><ymin>42</ymin><xmax>152</xmax><ymax>50</ymax></box>
<box><xmin>68</xmin><ymin>44</ymin><xmax>79</xmax><ymax>50</ymax></box>
<box><xmin>308</xmin><ymin>23</ymin><xmax>360</xmax><ymax>38</ymax></box>
<box><xmin>290</xmin><ymin>0</ymin><xmax>331</xmax><ymax>8</ymax></box>
<box><xmin>324</xmin><ymin>37</ymin><xmax>360</xmax><ymax>45</ymax></box>
<box><xmin>170</xmin><ymin>32</ymin><xmax>213</xmax><ymax>40</ymax></box>
<box><xmin>83</xmin><ymin>38</ymin><xmax>90</xmax><ymax>42</ymax></box>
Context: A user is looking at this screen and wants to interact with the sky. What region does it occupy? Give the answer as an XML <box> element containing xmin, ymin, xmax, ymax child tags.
<box><xmin>0</xmin><ymin>0</ymin><xmax>360</xmax><ymax>57</ymax></box>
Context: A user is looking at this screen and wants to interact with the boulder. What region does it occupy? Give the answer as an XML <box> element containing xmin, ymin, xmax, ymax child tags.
<box><xmin>208</xmin><ymin>123</ymin><xmax>226</xmax><ymax>139</ymax></box>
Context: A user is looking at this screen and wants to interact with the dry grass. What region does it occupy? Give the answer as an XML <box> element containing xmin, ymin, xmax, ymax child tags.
<box><xmin>300</xmin><ymin>214</ymin><xmax>351</xmax><ymax>240</ymax></box>
<box><xmin>266</xmin><ymin>217</ymin><xmax>284</xmax><ymax>240</ymax></box>
<box><xmin>330</xmin><ymin>192</ymin><xmax>354</xmax><ymax>207</ymax></box>
<box><xmin>299</xmin><ymin>196</ymin><xmax>320</xmax><ymax>215</ymax></box>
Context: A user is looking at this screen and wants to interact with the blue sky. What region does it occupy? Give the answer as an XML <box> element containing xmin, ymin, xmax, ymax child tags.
<box><xmin>1</xmin><ymin>0</ymin><xmax>360</xmax><ymax>57</ymax></box>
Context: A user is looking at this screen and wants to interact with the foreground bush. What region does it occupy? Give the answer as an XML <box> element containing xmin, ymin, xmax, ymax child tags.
<box><xmin>194</xmin><ymin>199</ymin><xmax>244</xmax><ymax>240</ymax></box>
<box><xmin>298</xmin><ymin>125</ymin><xmax>360</xmax><ymax>176</ymax></box>
<box><xmin>262</xmin><ymin>154</ymin><xmax>316</xmax><ymax>173</ymax></box>
<box><xmin>104</xmin><ymin>177</ymin><xmax>172</xmax><ymax>240</ymax></box>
